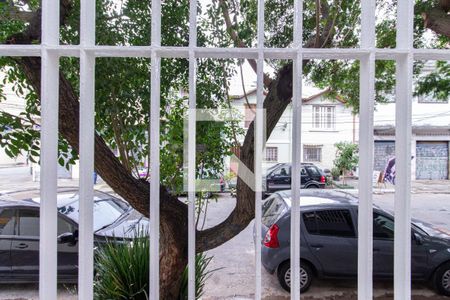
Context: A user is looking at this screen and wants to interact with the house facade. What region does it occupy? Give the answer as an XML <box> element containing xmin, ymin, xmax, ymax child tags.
<box><xmin>229</xmin><ymin>88</ymin><xmax>358</xmax><ymax>172</ymax></box>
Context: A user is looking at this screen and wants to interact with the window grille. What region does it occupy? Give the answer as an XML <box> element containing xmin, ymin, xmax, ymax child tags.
<box><xmin>303</xmin><ymin>145</ymin><xmax>322</xmax><ymax>162</ymax></box>
<box><xmin>0</xmin><ymin>0</ymin><xmax>448</xmax><ymax>299</ymax></box>
<box><xmin>265</xmin><ymin>147</ymin><xmax>278</xmax><ymax>162</ymax></box>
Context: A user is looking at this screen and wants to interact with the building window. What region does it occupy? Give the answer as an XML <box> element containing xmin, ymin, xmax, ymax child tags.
<box><xmin>265</xmin><ymin>147</ymin><xmax>278</xmax><ymax>162</ymax></box>
<box><xmin>312</xmin><ymin>105</ymin><xmax>336</xmax><ymax>130</ymax></box>
<box><xmin>304</xmin><ymin>145</ymin><xmax>322</xmax><ymax>162</ymax></box>
<box><xmin>244</xmin><ymin>104</ymin><xmax>256</xmax><ymax>128</ymax></box>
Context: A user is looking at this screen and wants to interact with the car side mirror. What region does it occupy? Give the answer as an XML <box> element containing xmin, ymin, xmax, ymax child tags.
<box><xmin>57</xmin><ymin>232</ymin><xmax>77</xmax><ymax>246</ymax></box>
<box><xmin>413</xmin><ymin>232</ymin><xmax>423</xmax><ymax>245</ymax></box>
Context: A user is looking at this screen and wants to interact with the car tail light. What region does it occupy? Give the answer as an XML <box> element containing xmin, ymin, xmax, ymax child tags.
<box><xmin>320</xmin><ymin>175</ymin><xmax>326</xmax><ymax>183</ymax></box>
<box><xmin>263</xmin><ymin>224</ymin><xmax>280</xmax><ymax>248</ymax></box>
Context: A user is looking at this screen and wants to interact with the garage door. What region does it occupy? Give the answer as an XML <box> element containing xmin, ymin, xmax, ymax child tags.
<box><xmin>374</xmin><ymin>141</ymin><xmax>395</xmax><ymax>172</ymax></box>
<box><xmin>416</xmin><ymin>142</ymin><xmax>449</xmax><ymax>180</ymax></box>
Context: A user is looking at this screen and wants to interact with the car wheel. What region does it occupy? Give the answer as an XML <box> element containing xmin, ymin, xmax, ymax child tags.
<box><xmin>306</xmin><ymin>184</ymin><xmax>319</xmax><ymax>189</ymax></box>
<box><xmin>433</xmin><ymin>261</ymin><xmax>450</xmax><ymax>296</ymax></box>
<box><xmin>277</xmin><ymin>261</ymin><xmax>313</xmax><ymax>293</ymax></box>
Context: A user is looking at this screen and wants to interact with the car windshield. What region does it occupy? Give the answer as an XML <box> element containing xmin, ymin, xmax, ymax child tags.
<box><xmin>412</xmin><ymin>220</ymin><xmax>450</xmax><ymax>238</ymax></box>
<box><xmin>57</xmin><ymin>193</ymin><xmax>129</xmax><ymax>231</ymax></box>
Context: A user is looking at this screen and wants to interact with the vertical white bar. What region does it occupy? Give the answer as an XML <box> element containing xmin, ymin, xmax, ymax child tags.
<box><xmin>150</xmin><ymin>52</ymin><xmax>161</xmax><ymax>300</ymax></box>
<box><xmin>394</xmin><ymin>53</ymin><xmax>413</xmax><ymax>300</ymax></box>
<box><xmin>291</xmin><ymin>0</ymin><xmax>303</xmax><ymax>299</ymax></box>
<box><xmin>41</xmin><ymin>0</ymin><xmax>59</xmax><ymax>45</ymax></box>
<box><xmin>358</xmin><ymin>0</ymin><xmax>375</xmax><ymax>299</ymax></box>
<box><xmin>291</xmin><ymin>54</ymin><xmax>302</xmax><ymax>300</ymax></box>
<box><xmin>187</xmin><ymin>0</ymin><xmax>197</xmax><ymax>297</ymax></box>
<box><xmin>187</xmin><ymin>60</ymin><xmax>197</xmax><ymax>300</ymax></box>
<box><xmin>358</xmin><ymin>53</ymin><xmax>375</xmax><ymax>300</ymax></box>
<box><xmin>395</xmin><ymin>0</ymin><xmax>414</xmax><ymax>298</ymax></box>
<box><xmin>150</xmin><ymin>0</ymin><xmax>161</xmax><ymax>298</ymax></box>
<box><xmin>40</xmin><ymin>0</ymin><xmax>59</xmax><ymax>297</ymax></box>
<box><xmin>78</xmin><ymin>0</ymin><xmax>96</xmax><ymax>298</ymax></box>
<box><xmin>39</xmin><ymin>49</ymin><xmax>59</xmax><ymax>300</ymax></box>
<box><xmin>78</xmin><ymin>50</ymin><xmax>95</xmax><ymax>300</ymax></box>
<box><xmin>255</xmin><ymin>0</ymin><xmax>264</xmax><ymax>299</ymax></box>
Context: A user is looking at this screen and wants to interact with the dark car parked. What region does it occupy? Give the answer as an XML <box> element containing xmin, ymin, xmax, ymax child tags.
<box><xmin>0</xmin><ymin>188</ymin><xmax>148</xmax><ymax>283</ymax></box>
<box><xmin>264</xmin><ymin>163</ymin><xmax>326</xmax><ymax>194</ymax></box>
<box><xmin>257</xmin><ymin>190</ymin><xmax>450</xmax><ymax>296</ymax></box>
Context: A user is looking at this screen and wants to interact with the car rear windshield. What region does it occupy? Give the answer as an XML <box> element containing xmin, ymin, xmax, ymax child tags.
<box><xmin>305</xmin><ymin>166</ymin><xmax>321</xmax><ymax>176</ymax></box>
<box><xmin>262</xmin><ymin>195</ymin><xmax>287</xmax><ymax>227</ymax></box>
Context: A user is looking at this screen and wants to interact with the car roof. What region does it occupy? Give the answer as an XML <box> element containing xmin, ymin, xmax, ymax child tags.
<box><xmin>275</xmin><ymin>189</ymin><xmax>360</xmax><ymax>209</ymax></box>
<box><xmin>273</xmin><ymin>162</ymin><xmax>316</xmax><ymax>168</ymax></box>
<box><xmin>0</xmin><ymin>187</ymin><xmax>116</xmax><ymax>209</ymax></box>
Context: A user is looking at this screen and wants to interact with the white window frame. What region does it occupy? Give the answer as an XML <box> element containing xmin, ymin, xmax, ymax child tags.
<box><xmin>0</xmin><ymin>0</ymin><xmax>448</xmax><ymax>299</ymax></box>
<box><xmin>312</xmin><ymin>105</ymin><xmax>336</xmax><ymax>130</ymax></box>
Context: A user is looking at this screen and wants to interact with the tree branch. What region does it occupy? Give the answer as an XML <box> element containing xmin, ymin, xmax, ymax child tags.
<box><xmin>0</xmin><ymin>8</ymin><xmax>36</xmax><ymax>23</ymax></box>
<box><xmin>5</xmin><ymin>6</ymin><xmax>188</xmax><ymax>225</ymax></box>
<box><xmin>197</xmin><ymin>3</ymin><xmax>336</xmax><ymax>252</ymax></box>
<box><xmin>218</xmin><ymin>0</ymin><xmax>272</xmax><ymax>87</ymax></box>
<box><xmin>423</xmin><ymin>6</ymin><xmax>450</xmax><ymax>38</ymax></box>
<box><xmin>315</xmin><ymin>0</ymin><xmax>321</xmax><ymax>47</ymax></box>
<box><xmin>0</xmin><ymin>110</ymin><xmax>38</xmax><ymax>126</ymax></box>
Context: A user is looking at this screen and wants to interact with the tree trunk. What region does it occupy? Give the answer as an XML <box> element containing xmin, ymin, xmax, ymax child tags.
<box><xmin>13</xmin><ymin>55</ymin><xmax>189</xmax><ymax>299</ymax></box>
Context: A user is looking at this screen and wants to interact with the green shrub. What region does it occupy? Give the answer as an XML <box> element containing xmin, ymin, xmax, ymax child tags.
<box><xmin>94</xmin><ymin>234</ymin><xmax>214</xmax><ymax>300</ymax></box>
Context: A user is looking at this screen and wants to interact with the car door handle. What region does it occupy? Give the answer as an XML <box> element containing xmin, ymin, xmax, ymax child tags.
<box><xmin>15</xmin><ymin>243</ymin><xmax>28</xmax><ymax>249</ymax></box>
<box><xmin>310</xmin><ymin>244</ymin><xmax>323</xmax><ymax>249</ymax></box>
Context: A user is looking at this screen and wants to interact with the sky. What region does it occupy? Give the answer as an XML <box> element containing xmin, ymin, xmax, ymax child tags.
<box><xmin>228</xmin><ymin>61</ymin><xmax>324</xmax><ymax>98</ymax></box>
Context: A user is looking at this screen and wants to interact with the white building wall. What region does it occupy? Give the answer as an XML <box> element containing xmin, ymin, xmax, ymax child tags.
<box><xmin>0</xmin><ymin>71</ymin><xmax>27</xmax><ymax>166</ymax></box>
<box><xmin>231</xmin><ymin>90</ymin><xmax>356</xmax><ymax>172</ymax></box>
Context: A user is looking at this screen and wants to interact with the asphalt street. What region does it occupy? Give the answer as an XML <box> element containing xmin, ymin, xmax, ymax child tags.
<box><xmin>202</xmin><ymin>193</ymin><xmax>450</xmax><ymax>300</ymax></box>
<box><xmin>0</xmin><ymin>166</ymin><xmax>449</xmax><ymax>299</ymax></box>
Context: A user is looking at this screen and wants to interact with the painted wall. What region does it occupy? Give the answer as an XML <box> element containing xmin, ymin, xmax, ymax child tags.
<box><xmin>0</xmin><ymin>71</ymin><xmax>27</xmax><ymax>166</ymax></box>
<box><xmin>231</xmin><ymin>90</ymin><xmax>356</xmax><ymax>172</ymax></box>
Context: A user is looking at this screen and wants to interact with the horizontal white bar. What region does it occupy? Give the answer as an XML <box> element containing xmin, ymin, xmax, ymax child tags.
<box><xmin>0</xmin><ymin>45</ymin><xmax>41</xmax><ymax>56</ymax></box>
<box><xmin>1</xmin><ymin>45</ymin><xmax>449</xmax><ymax>60</ymax></box>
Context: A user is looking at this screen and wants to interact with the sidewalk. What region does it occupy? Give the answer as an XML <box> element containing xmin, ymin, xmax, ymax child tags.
<box><xmin>332</xmin><ymin>178</ymin><xmax>450</xmax><ymax>194</ymax></box>
<box><xmin>0</xmin><ymin>166</ymin><xmax>113</xmax><ymax>195</ymax></box>
<box><xmin>1</xmin><ymin>166</ymin><xmax>449</xmax><ymax>196</ymax></box>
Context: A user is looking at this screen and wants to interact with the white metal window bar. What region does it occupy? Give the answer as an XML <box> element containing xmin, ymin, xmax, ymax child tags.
<box><xmin>150</xmin><ymin>0</ymin><xmax>161</xmax><ymax>299</ymax></box>
<box><xmin>187</xmin><ymin>0</ymin><xmax>198</xmax><ymax>297</ymax></box>
<box><xmin>0</xmin><ymin>0</ymin><xmax>448</xmax><ymax>298</ymax></box>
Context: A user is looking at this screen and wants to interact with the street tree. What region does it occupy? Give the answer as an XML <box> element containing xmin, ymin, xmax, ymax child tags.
<box><xmin>333</xmin><ymin>142</ymin><xmax>359</xmax><ymax>185</ymax></box>
<box><xmin>1</xmin><ymin>0</ymin><xmax>449</xmax><ymax>298</ymax></box>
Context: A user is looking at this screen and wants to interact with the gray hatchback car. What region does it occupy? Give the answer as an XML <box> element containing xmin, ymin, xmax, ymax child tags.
<box><xmin>258</xmin><ymin>190</ymin><xmax>450</xmax><ymax>296</ymax></box>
